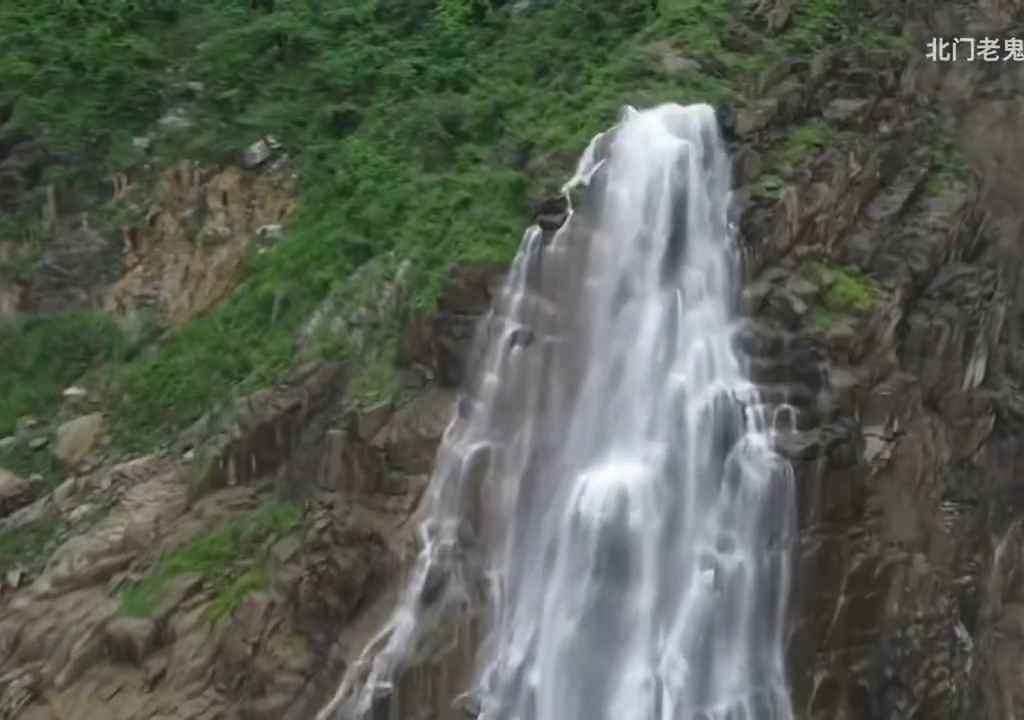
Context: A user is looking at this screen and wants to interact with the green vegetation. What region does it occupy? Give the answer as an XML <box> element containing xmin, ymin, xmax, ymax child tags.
<box><xmin>751</xmin><ymin>119</ymin><xmax>837</xmax><ymax>199</ymax></box>
<box><xmin>0</xmin><ymin>0</ymin><xmax>909</xmax><ymax>453</ymax></box>
<box><xmin>0</xmin><ymin>312</ymin><xmax>127</xmax><ymax>436</ymax></box>
<box><xmin>347</xmin><ymin>340</ymin><xmax>402</xmax><ymax>408</ymax></box>
<box><xmin>812</xmin><ymin>307</ymin><xmax>834</xmax><ymax>330</ymax></box>
<box><xmin>826</xmin><ymin>266</ymin><xmax>879</xmax><ymax>313</ymax></box>
<box><xmin>777</xmin><ymin>120</ymin><xmax>832</xmax><ymax>166</ymax></box>
<box><xmin>801</xmin><ymin>261</ymin><xmax>881</xmax><ymax>326</ymax></box>
<box><xmin>923</xmin><ymin>111</ymin><xmax>969</xmax><ymax>193</ymax></box>
<box><xmin>0</xmin><ymin>1</ymin><xmax>169</xmax><ymax>164</ymax></box>
<box><xmin>0</xmin><ymin>517</ymin><xmax>63</xmax><ymax>577</ymax></box>
<box><xmin>782</xmin><ymin>0</ymin><xmax>843</xmax><ymax>53</ymax></box>
<box><xmin>119</xmin><ymin>501</ymin><xmax>299</xmax><ymax>619</ymax></box>
<box><xmin>0</xmin><ymin>442</ymin><xmax>62</xmax><ymax>488</ymax></box>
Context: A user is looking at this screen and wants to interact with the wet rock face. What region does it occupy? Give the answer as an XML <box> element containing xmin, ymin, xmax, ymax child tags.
<box><xmin>182</xmin><ymin>360</ymin><xmax>346</xmax><ymax>501</ymax></box>
<box><xmin>402</xmin><ymin>263</ymin><xmax>507</xmax><ymax>388</ymax></box>
<box><xmin>730</xmin><ymin>6</ymin><xmax>1024</xmax><ymax>719</ymax></box>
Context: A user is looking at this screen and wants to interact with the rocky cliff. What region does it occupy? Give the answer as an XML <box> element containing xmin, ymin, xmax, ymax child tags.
<box><xmin>2</xmin><ymin>0</ymin><xmax>1024</xmax><ymax>718</ymax></box>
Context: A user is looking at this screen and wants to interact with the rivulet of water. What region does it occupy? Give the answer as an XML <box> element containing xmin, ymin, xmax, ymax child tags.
<box><xmin>318</xmin><ymin>102</ymin><xmax>797</xmax><ymax>720</ymax></box>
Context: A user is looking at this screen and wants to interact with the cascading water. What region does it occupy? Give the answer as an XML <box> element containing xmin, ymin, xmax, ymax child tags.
<box><xmin>318</xmin><ymin>102</ymin><xmax>797</xmax><ymax>720</ymax></box>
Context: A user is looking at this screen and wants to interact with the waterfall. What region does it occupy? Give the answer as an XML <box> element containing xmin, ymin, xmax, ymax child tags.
<box><xmin>318</xmin><ymin>102</ymin><xmax>797</xmax><ymax>720</ymax></box>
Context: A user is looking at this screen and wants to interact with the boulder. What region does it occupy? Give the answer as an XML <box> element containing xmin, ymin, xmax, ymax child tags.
<box><xmin>0</xmin><ymin>468</ymin><xmax>36</xmax><ymax>518</ymax></box>
<box><xmin>533</xmin><ymin>195</ymin><xmax>569</xmax><ymax>231</ymax></box>
<box><xmin>104</xmin><ymin>617</ymin><xmax>159</xmax><ymax>665</ymax></box>
<box><xmin>54</xmin><ymin>413</ymin><xmax>104</xmax><ymax>467</ymax></box>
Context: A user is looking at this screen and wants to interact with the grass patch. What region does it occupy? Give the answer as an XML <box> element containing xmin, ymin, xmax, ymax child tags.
<box><xmin>776</xmin><ymin>120</ymin><xmax>832</xmax><ymax>165</ymax></box>
<box><xmin>0</xmin><ymin>312</ymin><xmax>127</xmax><ymax>437</ymax></box>
<box><xmin>752</xmin><ymin>120</ymin><xmax>837</xmax><ymax>197</ymax></box>
<box><xmin>802</xmin><ymin>261</ymin><xmax>880</xmax><ymax>319</ymax></box>
<box><xmin>119</xmin><ymin>501</ymin><xmax>299</xmax><ymax>619</ymax></box>
<box><xmin>347</xmin><ymin>341</ymin><xmax>402</xmax><ymax>409</ymax></box>
<box><xmin>207</xmin><ymin>564</ymin><xmax>269</xmax><ymax>621</ymax></box>
<box><xmin>781</xmin><ymin>0</ymin><xmax>844</xmax><ymax>53</ymax></box>
<box><xmin>923</xmin><ymin>111</ymin><xmax>968</xmax><ymax>192</ymax></box>
<box><xmin>0</xmin><ymin>442</ymin><xmax>63</xmax><ymax>488</ymax></box>
<box><xmin>812</xmin><ymin>307</ymin><xmax>834</xmax><ymax>330</ymax></box>
<box><xmin>826</xmin><ymin>267</ymin><xmax>879</xmax><ymax>314</ymax></box>
<box><xmin>0</xmin><ymin>517</ymin><xmax>63</xmax><ymax>577</ymax></box>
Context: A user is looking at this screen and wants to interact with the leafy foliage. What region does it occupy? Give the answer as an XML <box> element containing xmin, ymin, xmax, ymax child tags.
<box><xmin>0</xmin><ymin>0</ymin><xmax>175</xmax><ymax>166</ymax></box>
<box><xmin>1</xmin><ymin>0</ymin><xmax>910</xmax><ymax>450</ymax></box>
<box><xmin>0</xmin><ymin>312</ymin><xmax>127</xmax><ymax>436</ymax></box>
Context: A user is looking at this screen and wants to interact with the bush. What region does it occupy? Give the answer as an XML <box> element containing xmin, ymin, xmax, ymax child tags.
<box><xmin>0</xmin><ymin>312</ymin><xmax>127</xmax><ymax>436</ymax></box>
<box><xmin>3</xmin><ymin>0</ymin><xmax>908</xmax><ymax>452</ymax></box>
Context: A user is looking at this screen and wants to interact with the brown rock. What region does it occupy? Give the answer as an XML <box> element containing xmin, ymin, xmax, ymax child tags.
<box><xmin>0</xmin><ymin>468</ymin><xmax>36</xmax><ymax>518</ymax></box>
<box><xmin>824</xmin><ymin>98</ymin><xmax>871</xmax><ymax>125</ymax></box>
<box><xmin>734</xmin><ymin>99</ymin><xmax>779</xmax><ymax>138</ymax></box>
<box><xmin>104</xmin><ymin>161</ymin><xmax>298</xmax><ymax>327</ymax></box>
<box><xmin>371</xmin><ymin>388</ymin><xmax>455</xmax><ymax>474</ymax></box>
<box><xmin>189</xmin><ymin>361</ymin><xmax>344</xmax><ymax>500</ymax></box>
<box><xmin>153</xmin><ymin>573</ymin><xmax>206</xmax><ymax>623</ymax></box>
<box><xmin>356</xmin><ymin>402</ymin><xmax>392</xmax><ymax>441</ymax></box>
<box><xmin>733</xmin><ymin>147</ymin><xmax>762</xmax><ymax>186</ymax></box>
<box><xmin>104</xmin><ymin>617</ymin><xmax>159</xmax><ymax>666</ymax></box>
<box><xmin>54</xmin><ymin>413</ymin><xmax>104</xmax><ymax>467</ymax></box>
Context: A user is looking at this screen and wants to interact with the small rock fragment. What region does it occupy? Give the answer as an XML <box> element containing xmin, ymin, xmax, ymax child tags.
<box><xmin>824</xmin><ymin>98</ymin><xmax>870</xmax><ymax>124</ymax></box>
<box><xmin>53</xmin><ymin>476</ymin><xmax>79</xmax><ymax>511</ymax></box>
<box><xmin>5</xmin><ymin>567</ymin><xmax>24</xmax><ymax>590</ymax></box>
<box><xmin>67</xmin><ymin>503</ymin><xmax>94</xmax><ymax>524</ymax></box>
<box><xmin>158</xmin><ymin>108</ymin><xmax>192</xmax><ymax>131</ymax></box>
<box><xmin>256</xmin><ymin>223</ymin><xmax>284</xmax><ymax>240</ymax></box>
<box><xmin>242</xmin><ymin>139</ymin><xmax>273</xmax><ymax>169</ymax></box>
<box><xmin>784</xmin><ymin>274</ymin><xmax>820</xmax><ymax>302</ymax></box>
<box><xmin>0</xmin><ymin>468</ymin><xmax>36</xmax><ymax>517</ymax></box>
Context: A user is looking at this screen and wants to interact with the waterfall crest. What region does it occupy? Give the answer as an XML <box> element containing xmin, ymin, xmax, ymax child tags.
<box><xmin>318</xmin><ymin>102</ymin><xmax>797</xmax><ymax>720</ymax></box>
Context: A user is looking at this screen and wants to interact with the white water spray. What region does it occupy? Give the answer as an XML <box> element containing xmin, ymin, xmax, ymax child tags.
<box><xmin>319</xmin><ymin>102</ymin><xmax>797</xmax><ymax>720</ymax></box>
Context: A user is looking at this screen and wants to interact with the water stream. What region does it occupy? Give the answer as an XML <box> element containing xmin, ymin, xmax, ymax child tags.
<box><xmin>318</xmin><ymin>102</ymin><xmax>797</xmax><ymax>720</ymax></box>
